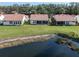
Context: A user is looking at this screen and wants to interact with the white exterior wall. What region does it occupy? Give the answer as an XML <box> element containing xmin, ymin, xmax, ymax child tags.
<box><xmin>0</xmin><ymin>15</ymin><xmax>4</xmax><ymax>24</ymax></box>
<box><xmin>21</xmin><ymin>16</ymin><xmax>29</xmax><ymax>25</ymax></box>
<box><xmin>21</xmin><ymin>16</ymin><xmax>25</xmax><ymax>25</ymax></box>
<box><xmin>75</xmin><ymin>15</ymin><xmax>79</xmax><ymax>23</ymax></box>
<box><xmin>25</xmin><ymin>16</ymin><xmax>29</xmax><ymax>22</ymax></box>
<box><xmin>65</xmin><ymin>21</ymin><xmax>76</xmax><ymax>25</ymax></box>
<box><xmin>3</xmin><ymin>22</ymin><xmax>10</xmax><ymax>25</ymax></box>
<box><xmin>69</xmin><ymin>21</ymin><xmax>76</xmax><ymax>25</ymax></box>
<box><xmin>30</xmin><ymin>20</ymin><xmax>37</xmax><ymax>24</ymax></box>
<box><xmin>0</xmin><ymin>15</ymin><xmax>4</xmax><ymax>20</ymax></box>
<box><xmin>3</xmin><ymin>21</ymin><xmax>21</xmax><ymax>25</ymax></box>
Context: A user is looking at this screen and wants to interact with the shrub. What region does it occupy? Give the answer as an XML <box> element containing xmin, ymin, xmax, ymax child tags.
<box><xmin>56</xmin><ymin>38</ymin><xmax>67</xmax><ymax>44</ymax></box>
<box><xmin>24</xmin><ymin>21</ymin><xmax>29</xmax><ymax>25</ymax></box>
<box><xmin>69</xmin><ymin>32</ymin><xmax>76</xmax><ymax>37</ymax></box>
<box><xmin>68</xmin><ymin>32</ymin><xmax>79</xmax><ymax>39</ymax></box>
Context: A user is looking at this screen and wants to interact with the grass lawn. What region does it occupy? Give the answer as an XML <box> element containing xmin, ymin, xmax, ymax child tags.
<box><xmin>0</xmin><ymin>25</ymin><xmax>79</xmax><ymax>39</ymax></box>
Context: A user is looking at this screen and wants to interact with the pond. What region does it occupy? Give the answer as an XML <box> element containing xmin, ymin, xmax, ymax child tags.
<box><xmin>0</xmin><ymin>39</ymin><xmax>79</xmax><ymax>57</ymax></box>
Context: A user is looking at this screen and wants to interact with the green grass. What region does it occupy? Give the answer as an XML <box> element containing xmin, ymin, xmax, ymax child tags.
<box><xmin>0</xmin><ymin>25</ymin><xmax>79</xmax><ymax>39</ymax></box>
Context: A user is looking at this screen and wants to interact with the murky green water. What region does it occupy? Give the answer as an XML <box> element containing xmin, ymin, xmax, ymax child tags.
<box><xmin>0</xmin><ymin>40</ymin><xmax>78</xmax><ymax>57</ymax></box>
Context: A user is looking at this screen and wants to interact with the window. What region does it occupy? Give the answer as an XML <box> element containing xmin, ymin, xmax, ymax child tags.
<box><xmin>14</xmin><ymin>21</ymin><xmax>15</xmax><ymax>24</ymax></box>
<box><xmin>43</xmin><ymin>21</ymin><xmax>48</xmax><ymax>24</ymax></box>
<box><xmin>19</xmin><ymin>21</ymin><xmax>21</xmax><ymax>24</ymax></box>
<box><xmin>9</xmin><ymin>21</ymin><xmax>13</xmax><ymax>24</ymax></box>
<box><xmin>57</xmin><ymin>21</ymin><xmax>65</xmax><ymax>25</ymax></box>
<box><xmin>37</xmin><ymin>21</ymin><xmax>41</xmax><ymax>24</ymax></box>
<box><xmin>17</xmin><ymin>21</ymin><xmax>19</xmax><ymax>24</ymax></box>
<box><xmin>14</xmin><ymin>21</ymin><xmax>21</xmax><ymax>24</ymax></box>
<box><xmin>32</xmin><ymin>21</ymin><xmax>36</xmax><ymax>24</ymax></box>
<box><xmin>15</xmin><ymin>21</ymin><xmax>17</xmax><ymax>24</ymax></box>
<box><xmin>14</xmin><ymin>21</ymin><xmax>17</xmax><ymax>24</ymax></box>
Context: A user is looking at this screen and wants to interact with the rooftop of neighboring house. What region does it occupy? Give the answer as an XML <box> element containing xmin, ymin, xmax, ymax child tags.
<box><xmin>30</xmin><ymin>14</ymin><xmax>49</xmax><ymax>21</ymax></box>
<box><xmin>52</xmin><ymin>14</ymin><xmax>76</xmax><ymax>21</ymax></box>
<box><xmin>0</xmin><ymin>14</ymin><xmax>28</xmax><ymax>21</ymax></box>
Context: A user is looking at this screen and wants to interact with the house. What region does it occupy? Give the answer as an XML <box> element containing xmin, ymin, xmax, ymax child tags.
<box><xmin>0</xmin><ymin>14</ymin><xmax>29</xmax><ymax>25</ymax></box>
<box><xmin>30</xmin><ymin>14</ymin><xmax>49</xmax><ymax>24</ymax></box>
<box><xmin>51</xmin><ymin>14</ymin><xmax>76</xmax><ymax>25</ymax></box>
<box><xmin>75</xmin><ymin>15</ymin><xmax>79</xmax><ymax>25</ymax></box>
<box><xmin>0</xmin><ymin>15</ymin><xmax>4</xmax><ymax>25</ymax></box>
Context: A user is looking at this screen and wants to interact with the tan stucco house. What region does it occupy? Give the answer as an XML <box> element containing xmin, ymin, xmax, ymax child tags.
<box><xmin>51</xmin><ymin>14</ymin><xmax>76</xmax><ymax>25</ymax></box>
<box><xmin>0</xmin><ymin>14</ymin><xmax>29</xmax><ymax>25</ymax></box>
<box><xmin>30</xmin><ymin>14</ymin><xmax>49</xmax><ymax>25</ymax></box>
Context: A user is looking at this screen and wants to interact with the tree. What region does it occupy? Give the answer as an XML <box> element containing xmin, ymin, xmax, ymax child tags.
<box><xmin>0</xmin><ymin>2</ymin><xmax>78</xmax><ymax>15</ymax></box>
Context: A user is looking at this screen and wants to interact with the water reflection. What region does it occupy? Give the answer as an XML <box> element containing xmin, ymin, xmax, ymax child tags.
<box><xmin>0</xmin><ymin>40</ymin><xmax>78</xmax><ymax>57</ymax></box>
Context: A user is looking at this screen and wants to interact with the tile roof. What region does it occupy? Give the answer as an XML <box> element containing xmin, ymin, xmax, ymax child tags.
<box><xmin>53</xmin><ymin>14</ymin><xmax>76</xmax><ymax>21</ymax></box>
<box><xmin>30</xmin><ymin>14</ymin><xmax>48</xmax><ymax>21</ymax></box>
<box><xmin>3</xmin><ymin>14</ymin><xmax>28</xmax><ymax>21</ymax></box>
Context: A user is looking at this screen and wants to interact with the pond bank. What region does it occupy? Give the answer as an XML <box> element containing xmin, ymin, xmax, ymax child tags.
<box><xmin>0</xmin><ymin>34</ymin><xmax>79</xmax><ymax>57</ymax></box>
<box><xmin>0</xmin><ymin>34</ymin><xmax>56</xmax><ymax>48</ymax></box>
<box><xmin>53</xmin><ymin>35</ymin><xmax>79</xmax><ymax>53</ymax></box>
<box><xmin>0</xmin><ymin>33</ymin><xmax>79</xmax><ymax>51</ymax></box>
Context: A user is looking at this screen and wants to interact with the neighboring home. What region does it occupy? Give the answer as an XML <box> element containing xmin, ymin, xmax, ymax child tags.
<box><xmin>0</xmin><ymin>15</ymin><xmax>4</xmax><ymax>25</ymax></box>
<box><xmin>51</xmin><ymin>14</ymin><xmax>76</xmax><ymax>25</ymax></box>
<box><xmin>30</xmin><ymin>14</ymin><xmax>49</xmax><ymax>24</ymax></box>
<box><xmin>75</xmin><ymin>15</ymin><xmax>79</xmax><ymax>25</ymax></box>
<box><xmin>0</xmin><ymin>14</ymin><xmax>78</xmax><ymax>26</ymax></box>
<box><xmin>0</xmin><ymin>14</ymin><xmax>29</xmax><ymax>25</ymax></box>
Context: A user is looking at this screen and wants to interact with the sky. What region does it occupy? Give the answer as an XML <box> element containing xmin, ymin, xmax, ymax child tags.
<box><xmin>0</xmin><ymin>0</ymin><xmax>78</xmax><ymax>2</ymax></box>
<box><xmin>0</xmin><ymin>2</ymin><xmax>68</xmax><ymax>6</ymax></box>
<box><xmin>0</xmin><ymin>2</ymin><xmax>48</xmax><ymax>6</ymax></box>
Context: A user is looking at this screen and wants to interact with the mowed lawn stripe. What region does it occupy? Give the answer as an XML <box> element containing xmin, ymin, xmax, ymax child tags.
<box><xmin>0</xmin><ymin>25</ymin><xmax>78</xmax><ymax>39</ymax></box>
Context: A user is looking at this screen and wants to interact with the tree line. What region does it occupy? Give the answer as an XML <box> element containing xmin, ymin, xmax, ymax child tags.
<box><xmin>0</xmin><ymin>2</ymin><xmax>79</xmax><ymax>15</ymax></box>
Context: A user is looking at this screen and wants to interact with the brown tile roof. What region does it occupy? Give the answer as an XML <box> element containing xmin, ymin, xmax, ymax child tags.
<box><xmin>3</xmin><ymin>14</ymin><xmax>28</xmax><ymax>21</ymax></box>
<box><xmin>53</xmin><ymin>14</ymin><xmax>76</xmax><ymax>21</ymax></box>
<box><xmin>0</xmin><ymin>14</ymin><xmax>1</xmax><ymax>16</ymax></box>
<box><xmin>30</xmin><ymin>14</ymin><xmax>48</xmax><ymax>21</ymax></box>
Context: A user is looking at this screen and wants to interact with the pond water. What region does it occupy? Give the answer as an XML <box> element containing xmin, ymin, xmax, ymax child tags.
<box><xmin>0</xmin><ymin>40</ymin><xmax>79</xmax><ymax>57</ymax></box>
